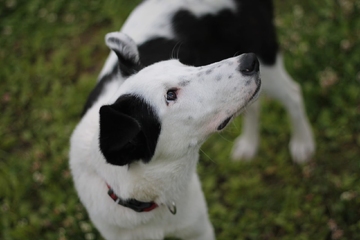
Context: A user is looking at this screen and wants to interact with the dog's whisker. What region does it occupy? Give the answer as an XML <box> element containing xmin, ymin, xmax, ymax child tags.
<box><xmin>176</xmin><ymin>42</ymin><xmax>183</xmax><ymax>59</ymax></box>
<box><xmin>217</xmin><ymin>132</ymin><xmax>233</xmax><ymax>143</ymax></box>
<box><xmin>230</xmin><ymin>121</ymin><xmax>240</xmax><ymax>131</ymax></box>
<box><xmin>233</xmin><ymin>51</ymin><xmax>240</xmax><ymax>57</ymax></box>
<box><xmin>170</xmin><ymin>42</ymin><xmax>177</xmax><ymax>59</ymax></box>
<box><xmin>171</xmin><ymin>41</ymin><xmax>183</xmax><ymax>59</ymax></box>
<box><xmin>199</xmin><ymin>148</ymin><xmax>216</xmax><ymax>163</ymax></box>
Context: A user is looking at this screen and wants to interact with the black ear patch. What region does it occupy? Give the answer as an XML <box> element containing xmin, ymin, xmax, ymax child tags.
<box><xmin>99</xmin><ymin>95</ymin><xmax>161</xmax><ymax>166</ymax></box>
<box><xmin>105</xmin><ymin>32</ymin><xmax>143</xmax><ymax>77</ymax></box>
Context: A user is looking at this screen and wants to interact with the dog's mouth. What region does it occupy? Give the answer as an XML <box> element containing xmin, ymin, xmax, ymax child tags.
<box><xmin>217</xmin><ymin>115</ymin><xmax>233</xmax><ymax>131</ymax></box>
<box><xmin>216</xmin><ymin>80</ymin><xmax>261</xmax><ymax>132</ymax></box>
<box><xmin>249</xmin><ymin>81</ymin><xmax>261</xmax><ymax>102</ymax></box>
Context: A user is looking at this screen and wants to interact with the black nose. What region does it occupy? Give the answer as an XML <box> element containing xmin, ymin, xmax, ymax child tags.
<box><xmin>239</xmin><ymin>53</ymin><xmax>259</xmax><ymax>75</ymax></box>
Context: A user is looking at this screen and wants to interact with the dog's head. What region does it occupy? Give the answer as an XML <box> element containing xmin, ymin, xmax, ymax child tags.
<box><xmin>99</xmin><ymin>32</ymin><xmax>261</xmax><ymax>166</ymax></box>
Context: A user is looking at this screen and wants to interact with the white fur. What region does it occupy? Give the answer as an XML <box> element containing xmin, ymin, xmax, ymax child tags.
<box><xmin>70</xmin><ymin>34</ymin><xmax>260</xmax><ymax>238</ymax></box>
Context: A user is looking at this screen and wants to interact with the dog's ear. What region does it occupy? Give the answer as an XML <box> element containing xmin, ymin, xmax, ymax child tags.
<box><xmin>99</xmin><ymin>95</ymin><xmax>161</xmax><ymax>166</ymax></box>
<box><xmin>105</xmin><ymin>32</ymin><xmax>143</xmax><ymax>77</ymax></box>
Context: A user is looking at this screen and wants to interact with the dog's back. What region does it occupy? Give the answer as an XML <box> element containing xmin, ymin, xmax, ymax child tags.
<box><xmin>98</xmin><ymin>0</ymin><xmax>277</xmax><ymax>78</ymax></box>
<box><xmin>137</xmin><ymin>0</ymin><xmax>277</xmax><ymax>67</ymax></box>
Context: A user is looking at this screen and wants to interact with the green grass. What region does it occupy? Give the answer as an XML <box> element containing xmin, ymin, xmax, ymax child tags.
<box><xmin>1</xmin><ymin>0</ymin><xmax>359</xmax><ymax>239</ymax></box>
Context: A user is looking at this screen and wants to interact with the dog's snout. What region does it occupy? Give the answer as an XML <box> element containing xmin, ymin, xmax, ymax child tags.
<box><xmin>239</xmin><ymin>53</ymin><xmax>259</xmax><ymax>76</ymax></box>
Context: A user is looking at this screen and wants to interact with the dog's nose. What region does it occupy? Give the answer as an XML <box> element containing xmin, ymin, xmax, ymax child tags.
<box><xmin>239</xmin><ymin>53</ymin><xmax>259</xmax><ymax>75</ymax></box>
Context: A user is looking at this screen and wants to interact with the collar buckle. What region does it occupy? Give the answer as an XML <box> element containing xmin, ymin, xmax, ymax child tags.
<box><xmin>106</xmin><ymin>183</ymin><xmax>158</xmax><ymax>213</ymax></box>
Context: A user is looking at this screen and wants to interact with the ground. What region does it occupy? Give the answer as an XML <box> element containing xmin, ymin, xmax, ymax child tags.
<box><xmin>1</xmin><ymin>0</ymin><xmax>360</xmax><ymax>239</ymax></box>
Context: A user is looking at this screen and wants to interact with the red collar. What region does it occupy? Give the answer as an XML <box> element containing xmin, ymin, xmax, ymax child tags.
<box><xmin>106</xmin><ymin>183</ymin><xmax>158</xmax><ymax>212</ymax></box>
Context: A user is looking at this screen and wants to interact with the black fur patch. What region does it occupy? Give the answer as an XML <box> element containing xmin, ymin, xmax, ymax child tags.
<box><xmin>99</xmin><ymin>95</ymin><xmax>161</xmax><ymax>166</ymax></box>
<box><xmin>138</xmin><ymin>37</ymin><xmax>188</xmax><ymax>67</ymax></box>
<box><xmin>138</xmin><ymin>0</ymin><xmax>278</xmax><ymax>67</ymax></box>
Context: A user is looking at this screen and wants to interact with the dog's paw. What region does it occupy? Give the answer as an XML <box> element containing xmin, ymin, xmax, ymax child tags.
<box><xmin>289</xmin><ymin>137</ymin><xmax>315</xmax><ymax>164</ymax></box>
<box><xmin>231</xmin><ymin>136</ymin><xmax>258</xmax><ymax>161</ymax></box>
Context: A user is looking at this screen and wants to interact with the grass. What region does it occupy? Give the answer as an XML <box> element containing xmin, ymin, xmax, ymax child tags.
<box><xmin>0</xmin><ymin>0</ymin><xmax>359</xmax><ymax>239</ymax></box>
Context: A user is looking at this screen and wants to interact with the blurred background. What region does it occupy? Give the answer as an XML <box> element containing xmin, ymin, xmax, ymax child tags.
<box><xmin>0</xmin><ymin>0</ymin><xmax>359</xmax><ymax>239</ymax></box>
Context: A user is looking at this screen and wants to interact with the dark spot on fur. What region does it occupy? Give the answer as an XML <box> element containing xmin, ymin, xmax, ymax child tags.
<box><xmin>179</xmin><ymin>80</ymin><xmax>190</xmax><ymax>87</ymax></box>
<box><xmin>205</xmin><ymin>69</ymin><xmax>213</xmax><ymax>75</ymax></box>
<box><xmin>215</xmin><ymin>75</ymin><xmax>222</xmax><ymax>81</ymax></box>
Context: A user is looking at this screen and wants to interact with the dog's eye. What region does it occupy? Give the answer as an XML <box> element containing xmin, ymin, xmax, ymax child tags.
<box><xmin>166</xmin><ymin>89</ymin><xmax>177</xmax><ymax>102</ymax></box>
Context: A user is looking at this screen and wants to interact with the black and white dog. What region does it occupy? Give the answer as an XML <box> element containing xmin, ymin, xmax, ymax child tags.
<box><xmin>70</xmin><ymin>0</ymin><xmax>314</xmax><ymax>239</ymax></box>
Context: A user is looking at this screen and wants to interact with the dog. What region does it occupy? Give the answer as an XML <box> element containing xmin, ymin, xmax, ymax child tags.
<box><xmin>70</xmin><ymin>32</ymin><xmax>260</xmax><ymax>239</ymax></box>
<box><xmin>70</xmin><ymin>0</ymin><xmax>314</xmax><ymax>239</ymax></box>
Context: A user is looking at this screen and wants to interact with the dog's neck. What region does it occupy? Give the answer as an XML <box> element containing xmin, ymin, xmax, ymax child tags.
<box><xmin>131</xmin><ymin>150</ymin><xmax>200</xmax><ymax>202</ymax></box>
<box><xmin>94</xmin><ymin>143</ymin><xmax>201</xmax><ymax>206</ymax></box>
